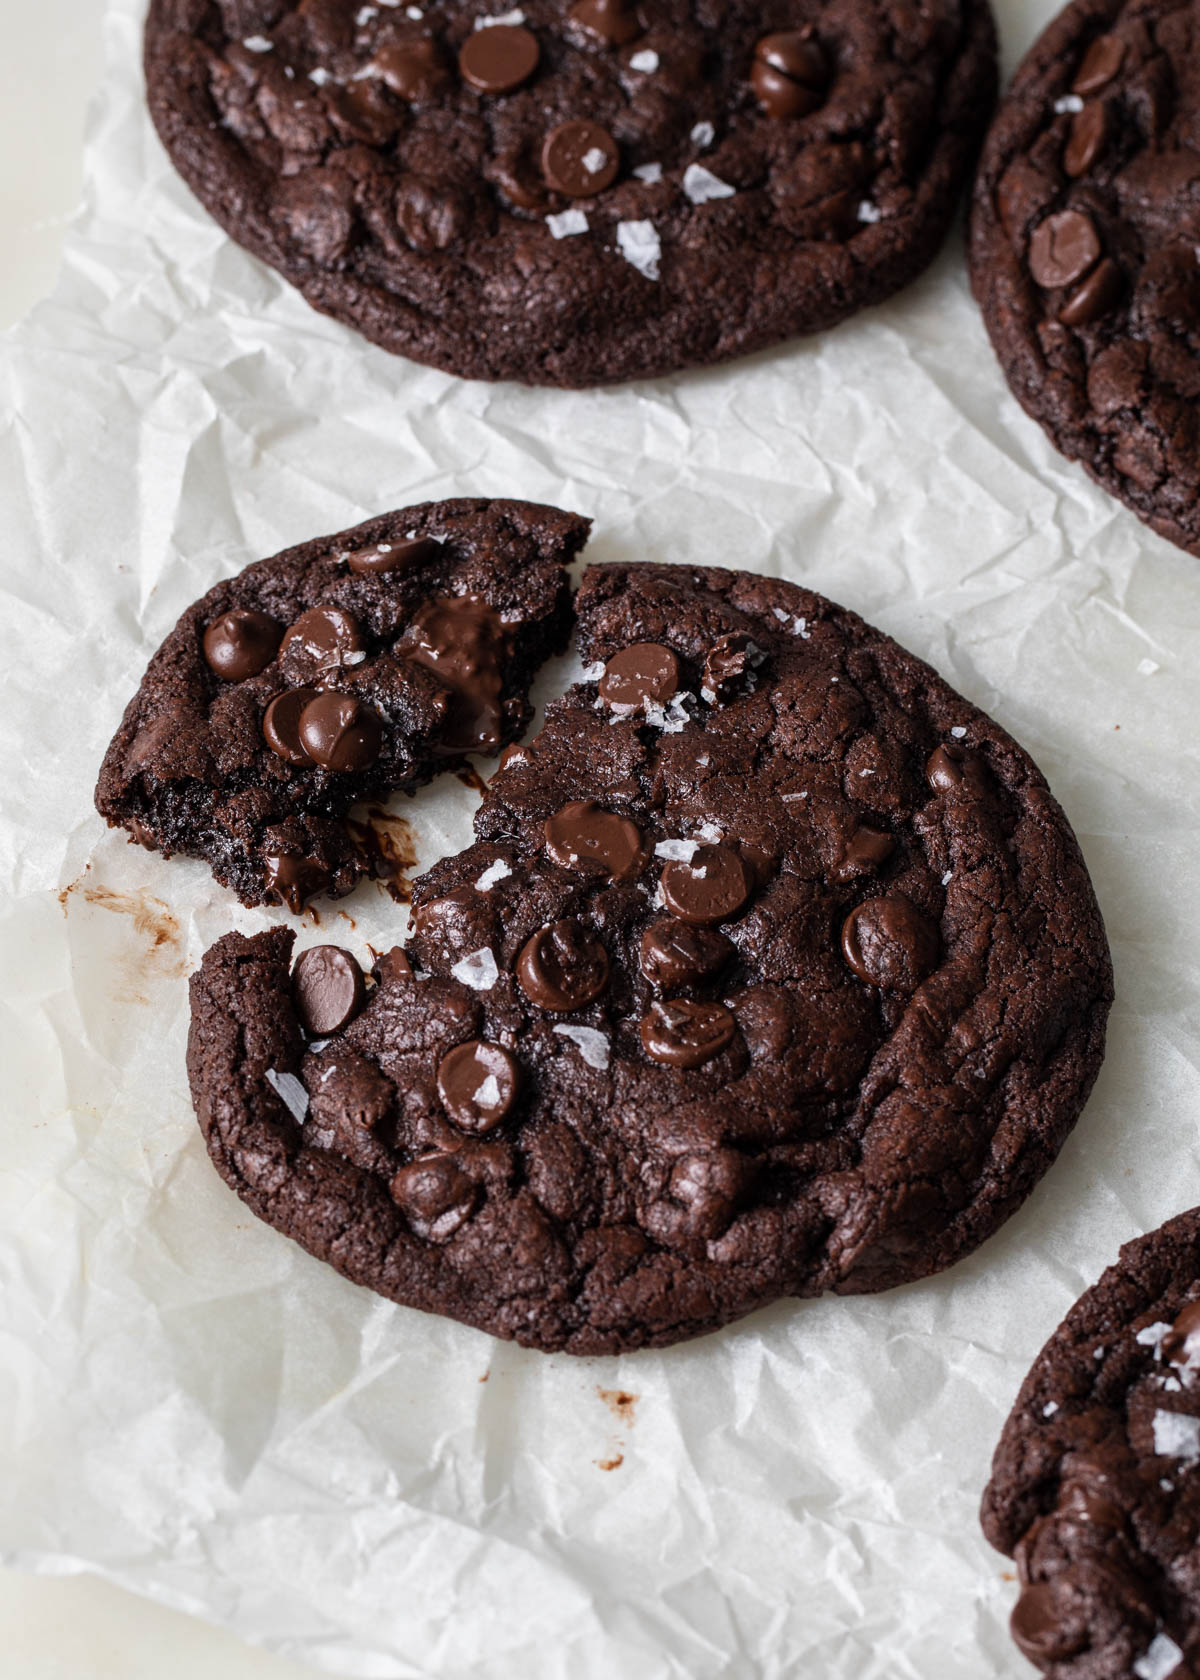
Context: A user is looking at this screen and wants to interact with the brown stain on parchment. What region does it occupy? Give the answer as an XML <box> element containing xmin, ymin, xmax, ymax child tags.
<box><xmin>597</xmin><ymin>1388</ymin><xmax>639</xmax><ymax>1427</ymax></box>
<box><xmin>595</xmin><ymin>1387</ymin><xmax>639</xmax><ymax>1471</ymax></box>
<box><xmin>58</xmin><ymin>874</ymin><xmax>187</xmax><ymax>1004</ymax></box>
<box><xmin>457</xmin><ymin>765</ymin><xmax>489</xmax><ymax>796</ymax></box>
<box><xmin>346</xmin><ymin>807</ymin><xmax>419</xmax><ymax>904</ymax></box>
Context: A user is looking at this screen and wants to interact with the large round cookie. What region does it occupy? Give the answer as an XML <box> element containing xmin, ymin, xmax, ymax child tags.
<box><xmin>970</xmin><ymin>0</ymin><xmax>1200</xmax><ymax>557</ymax></box>
<box><xmin>187</xmin><ymin>561</ymin><xmax>1112</xmax><ymax>1353</ymax></box>
<box><xmin>983</xmin><ymin>1209</ymin><xmax>1200</xmax><ymax>1678</ymax></box>
<box><xmin>95</xmin><ymin>498</ymin><xmax>582</xmax><ymax>909</ymax></box>
<box><xmin>145</xmin><ymin>0</ymin><xmax>997</xmax><ymax>387</ymax></box>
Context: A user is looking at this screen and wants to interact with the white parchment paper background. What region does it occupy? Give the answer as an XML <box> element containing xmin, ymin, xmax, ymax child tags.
<box><xmin>3</xmin><ymin>1</ymin><xmax>1200</xmax><ymax>1673</ymax></box>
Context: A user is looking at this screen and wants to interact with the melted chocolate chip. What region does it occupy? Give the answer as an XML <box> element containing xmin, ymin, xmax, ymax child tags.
<box><xmin>751</xmin><ymin>31</ymin><xmax>826</xmax><ymax>119</ymax></box>
<box><xmin>263</xmin><ymin>687</ymin><xmax>320</xmax><ymax>764</ymax></box>
<box><xmin>262</xmin><ymin>853</ymin><xmax>329</xmax><ymax>913</ymax></box>
<box><xmin>1064</xmin><ymin>102</ymin><xmax>1108</xmax><ymax>178</ymax></box>
<box><xmin>1029</xmin><ymin>210</ymin><xmax>1101</xmax><ymax>290</ymax></box>
<box><xmin>640</xmin><ymin>999</ymin><xmax>736</xmax><ymax>1068</ymax></box>
<box><xmin>542</xmin><ymin>120</ymin><xmax>620</xmax><ymax>197</ymax></box>
<box><xmin>544</xmin><ymin>800</ymin><xmax>645</xmax><ymax>881</ymax></box>
<box><xmin>345</xmin><ymin>536</ymin><xmax>438</xmax><ymax>575</ymax></box>
<box><xmin>370</xmin><ymin>38</ymin><xmax>448</xmax><ymax>100</ymax></box>
<box><xmin>390</xmin><ymin>1153</ymin><xmax>479</xmax><ymax>1241</ymax></box>
<box><xmin>437</xmin><ymin>1039</ymin><xmax>521</xmax><ymax>1133</ymax></box>
<box><xmin>597</xmin><ymin>642</ymin><xmax>680</xmax><ymax>711</ymax></box>
<box><xmin>292</xmin><ymin>944</ymin><xmax>367</xmax><ymax>1035</ymax></box>
<box><xmin>660</xmin><ymin>843</ymin><xmax>753</xmax><ymax>925</ymax></box>
<box><xmin>841</xmin><ymin>824</ymin><xmax>895</xmax><ymax>873</ymax></box>
<box><xmin>569</xmin><ymin>0</ymin><xmax>641</xmax><ymax>46</ymax></box>
<box><xmin>639</xmin><ymin>920</ymin><xmax>733</xmax><ymax>989</ymax></box>
<box><xmin>400</xmin><ymin>593</ymin><xmax>507</xmax><ymax>752</ymax></box>
<box><xmin>1009</xmin><ymin>1579</ymin><xmax>1089</xmax><ymax>1665</ymax></box>
<box><xmin>925</xmin><ymin>743</ymin><xmax>989</xmax><ymax>796</ymax></box>
<box><xmin>1057</xmin><ymin>1479</ymin><xmax>1127</xmax><ymax>1533</ymax></box>
<box><xmin>702</xmin><ymin>631</ymin><xmax>756</xmax><ymax>701</ymax></box>
<box><xmin>1059</xmin><ymin>257</ymin><xmax>1122</xmax><ymax>327</ymax></box>
<box><xmin>516</xmin><ymin>919</ymin><xmax>610</xmax><ymax>1011</ymax></box>
<box><xmin>458</xmin><ymin>24</ymin><xmax>539</xmax><ymax>94</ymax></box>
<box><xmin>373</xmin><ymin>945</ymin><xmax>413</xmax><ymax>985</ymax></box>
<box><xmin>298</xmin><ymin>691</ymin><xmax>384</xmax><ymax>772</ymax></box>
<box><xmin>841</xmin><ymin>895</ymin><xmax>940</xmax><ymax>991</ymax></box>
<box><xmin>280</xmin><ymin>605</ymin><xmax>367</xmax><ymax>679</ymax></box>
<box><xmin>1072</xmin><ymin>34</ymin><xmax>1125</xmax><ymax>97</ymax></box>
<box><xmin>202</xmin><ymin>609</ymin><xmax>282</xmax><ymax>681</ymax></box>
<box><xmin>1163</xmin><ymin>1300</ymin><xmax>1200</xmax><ymax>1366</ymax></box>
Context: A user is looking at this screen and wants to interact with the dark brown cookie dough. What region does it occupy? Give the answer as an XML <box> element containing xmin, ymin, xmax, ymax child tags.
<box><xmin>95</xmin><ymin>498</ymin><xmax>583</xmax><ymax>909</ymax></box>
<box><xmin>970</xmin><ymin>0</ymin><xmax>1200</xmax><ymax>557</ymax></box>
<box><xmin>145</xmin><ymin>0</ymin><xmax>998</xmax><ymax>387</ymax></box>
<box><xmin>983</xmin><ymin>1208</ymin><xmax>1200</xmax><ymax>1679</ymax></box>
<box><xmin>187</xmin><ymin>561</ymin><xmax>1112</xmax><ymax>1353</ymax></box>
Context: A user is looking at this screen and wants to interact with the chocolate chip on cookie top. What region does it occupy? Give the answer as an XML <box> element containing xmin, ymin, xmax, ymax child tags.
<box><xmin>983</xmin><ymin>1209</ymin><xmax>1200</xmax><ymax>1677</ymax></box>
<box><xmin>145</xmin><ymin>0</ymin><xmax>997</xmax><ymax>385</ymax></box>
<box><xmin>188</xmin><ymin>562</ymin><xmax>1111</xmax><ymax>1355</ymax></box>
<box><xmin>96</xmin><ymin>498</ymin><xmax>585</xmax><ymax>910</ymax></box>
<box><xmin>970</xmin><ymin>0</ymin><xmax>1200</xmax><ymax>557</ymax></box>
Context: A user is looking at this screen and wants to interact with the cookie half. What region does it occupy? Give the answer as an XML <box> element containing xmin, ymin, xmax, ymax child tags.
<box><xmin>95</xmin><ymin>498</ymin><xmax>583</xmax><ymax>908</ymax></box>
<box><xmin>983</xmin><ymin>1208</ymin><xmax>1200</xmax><ymax>1678</ymax></box>
<box><xmin>186</xmin><ymin>561</ymin><xmax>1111</xmax><ymax>1353</ymax></box>
<box><xmin>145</xmin><ymin>0</ymin><xmax>998</xmax><ymax>387</ymax></box>
<box><xmin>970</xmin><ymin>0</ymin><xmax>1200</xmax><ymax>556</ymax></box>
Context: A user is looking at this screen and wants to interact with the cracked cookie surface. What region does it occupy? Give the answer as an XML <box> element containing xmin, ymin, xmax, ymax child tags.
<box><xmin>187</xmin><ymin>561</ymin><xmax>1111</xmax><ymax>1353</ymax></box>
<box><xmin>970</xmin><ymin>0</ymin><xmax>1200</xmax><ymax>557</ymax></box>
<box><xmin>146</xmin><ymin>0</ymin><xmax>997</xmax><ymax>386</ymax></box>
<box><xmin>95</xmin><ymin>497</ymin><xmax>582</xmax><ymax>909</ymax></box>
<box><xmin>983</xmin><ymin>1208</ymin><xmax>1200</xmax><ymax>1679</ymax></box>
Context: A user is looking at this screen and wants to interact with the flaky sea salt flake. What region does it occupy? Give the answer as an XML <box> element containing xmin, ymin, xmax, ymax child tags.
<box><xmin>451</xmin><ymin>948</ymin><xmax>500</xmax><ymax>991</ymax></box>
<box><xmin>265</xmin><ymin>1068</ymin><xmax>309</xmax><ymax>1122</ymax></box>
<box><xmin>682</xmin><ymin>164</ymin><xmax>735</xmax><ymax>204</ymax></box>
<box><xmin>616</xmin><ymin>219</ymin><xmax>661</xmax><ymax>280</ymax></box>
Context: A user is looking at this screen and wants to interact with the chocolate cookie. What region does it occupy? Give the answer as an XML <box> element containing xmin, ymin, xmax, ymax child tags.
<box><xmin>983</xmin><ymin>1209</ymin><xmax>1200</xmax><ymax>1678</ymax></box>
<box><xmin>970</xmin><ymin>0</ymin><xmax>1200</xmax><ymax>557</ymax></box>
<box><xmin>144</xmin><ymin>0</ymin><xmax>998</xmax><ymax>387</ymax></box>
<box><xmin>95</xmin><ymin>498</ymin><xmax>582</xmax><ymax>909</ymax></box>
<box><xmin>186</xmin><ymin>561</ymin><xmax>1111</xmax><ymax>1352</ymax></box>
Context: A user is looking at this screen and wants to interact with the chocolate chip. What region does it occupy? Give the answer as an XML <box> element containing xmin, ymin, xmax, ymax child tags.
<box><xmin>702</xmin><ymin>631</ymin><xmax>756</xmax><ymax>701</ymax></box>
<box><xmin>263</xmin><ymin>687</ymin><xmax>320</xmax><ymax>763</ymax></box>
<box><xmin>458</xmin><ymin>24</ymin><xmax>539</xmax><ymax>94</ymax></box>
<box><xmin>202</xmin><ymin>609</ymin><xmax>282</xmax><ymax>681</ymax></box>
<box><xmin>925</xmin><ymin>743</ymin><xmax>989</xmax><ymax>795</ymax></box>
<box><xmin>1029</xmin><ymin>210</ymin><xmax>1101</xmax><ymax>289</ymax></box>
<box><xmin>345</xmin><ymin>536</ymin><xmax>438</xmax><ymax>574</ymax></box>
<box><xmin>373</xmin><ymin>945</ymin><xmax>413</xmax><ymax>985</ymax></box>
<box><xmin>569</xmin><ymin>0</ymin><xmax>641</xmax><ymax>46</ymax></box>
<box><xmin>597</xmin><ymin>642</ymin><xmax>679</xmax><ymax>711</ymax></box>
<box><xmin>370</xmin><ymin>38</ymin><xmax>448</xmax><ymax>100</ymax></box>
<box><xmin>1059</xmin><ymin>256</ymin><xmax>1122</xmax><ymax>326</ymax></box>
<box><xmin>516</xmin><ymin>919</ymin><xmax>609</xmax><ymax>1011</ymax></box>
<box><xmin>280</xmin><ymin>605</ymin><xmax>367</xmax><ymax>679</ymax></box>
<box><xmin>1064</xmin><ymin>102</ymin><xmax>1109</xmax><ymax>178</ymax></box>
<box><xmin>841</xmin><ymin>824</ymin><xmax>895</xmax><ymax>873</ymax></box>
<box><xmin>1163</xmin><ymin>1300</ymin><xmax>1200</xmax><ymax>1366</ymax></box>
<box><xmin>660</xmin><ymin>843</ymin><xmax>753</xmax><ymax>925</ymax></box>
<box><xmin>541</xmin><ymin>121</ymin><xmax>620</xmax><ymax>197</ymax></box>
<box><xmin>262</xmin><ymin>852</ymin><xmax>329</xmax><ymax>912</ymax></box>
<box><xmin>544</xmin><ymin>800</ymin><xmax>645</xmax><ymax>881</ymax></box>
<box><xmin>437</xmin><ymin>1039</ymin><xmax>521</xmax><ymax>1133</ymax></box>
<box><xmin>400</xmin><ymin>594</ymin><xmax>506</xmax><ymax>752</ymax></box>
<box><xmin>390</xmin><ymin>1153</ymin><xmax>479</xmax><ymax>1241</ymax></box>
<box><xmin>298</xmin><ymin>691</ymin><xmax>384</xmax><ymax>772</ymax></box>
<box><xmin>1009</xmin><ymin>1580</ymin><xmax>1089</xmax><ymax>1665</ymax></box>
<box><xmin>1056</xmin><ymin>1479</ymin><xmax>1127</xmax><ymax>1533</ymax></box>
<box><xmin>1072</xmin><ymin>34</ymin><xmax>1125</xmax><ymax>97</ymax></box>
<box><xmin>751</xmin><ymin>31</ymin><xmax>826</xmax><ymax>120</ymax></box>
<box><xmin>841</xmin><ymin>895</ymin><xmax>940</xmax><ymax>990</ymax></box>
<box><xmin>639</xmin><ymin>920</ymin><xmax>733</xmax><ymax>989</ymax></box>
<box><xmin>640</xmin><ymin>999</ymin><xmax>736</xmax><ymax>1068</ymax></box>
<box><xmin>292</xmin><ymin>944</ymin><xmax>367</xmax><ymax>1035</ymax></box>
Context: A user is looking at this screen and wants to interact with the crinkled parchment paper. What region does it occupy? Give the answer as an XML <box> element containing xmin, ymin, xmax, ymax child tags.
<box><xmin>3</xmin><ymin>2</ymin><xmax>1200</xmax><ymax>1674</ymax></box>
